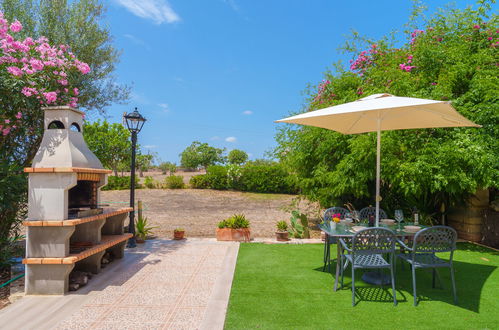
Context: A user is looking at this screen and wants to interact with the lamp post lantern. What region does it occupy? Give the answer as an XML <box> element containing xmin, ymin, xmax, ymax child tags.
<box><xmin>123</xmin><ymin>107</ymin><xmax>146</xmax><ymax>248</ymax></box>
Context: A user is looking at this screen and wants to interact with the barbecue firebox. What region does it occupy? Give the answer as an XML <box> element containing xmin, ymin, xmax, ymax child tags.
<box><xmin>23</xmin><ymin>106</ymin><xmax>132</xmax><ymax>295</ymax></box>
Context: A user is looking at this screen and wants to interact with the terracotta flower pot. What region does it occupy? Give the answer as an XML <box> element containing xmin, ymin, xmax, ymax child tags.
<box><xmin>136</xmin><ymin>237</ymin><xmax>145</xmax><ymax>244</ymax></box>
<box><xmin>275</xmin><ymin>231</ymin><xmax>289</xmax><ymax>242</ymax></box>
<box><xmin>174</xmin><ymin>230</ymin><xmax>185</xmax><ymax>240</ymax></box>
<box><xmin>216</xmin><ymin>228</ymin><xmax>250</xmax><ymax>242</ymax></box>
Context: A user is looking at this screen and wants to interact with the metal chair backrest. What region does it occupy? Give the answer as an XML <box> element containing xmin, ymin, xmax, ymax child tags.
<box><xmin>324</xmin><ymin>207</ymin><xmax>349</xmax><ymax>221</ymax></box>
<box><xmin>359</xmin><ymin>206</ymin><xmax>387</xmax><ymax>221</ymax></box>
<box><xmin>412</xmin><ymin>226</ymin><xmax>457</xmax><ymax>253</ymax></box>
<box><xmin>352</xmin><ymin>227</ymin><xmax>396</xmax><ymax>255</ymax></box>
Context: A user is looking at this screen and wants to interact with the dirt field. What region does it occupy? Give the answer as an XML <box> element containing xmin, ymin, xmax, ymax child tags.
<box><xmin>101</xmin><ymin>189</ymin><xmax>322</xmax><ymax>239</ymax></box>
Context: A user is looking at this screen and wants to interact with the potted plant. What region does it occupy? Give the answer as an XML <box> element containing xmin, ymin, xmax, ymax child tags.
<box><xmin>216</xmin><ymin>214</ymin><xmax>251</xmax><ymax>242</ymax></box>
<box><xmin>275</xmin><ymin>221</ymin><xmax>289</xmax><ymax>241</ymax></box>
<box><xmin>135</xmin><ymin>215</ymin><xmax>156</xmax><ymax>243</ymax></box>
<box><xmin>173</xmin><ymin>228</ymin><xmax>185</xmax><ymax>240</ymax></box>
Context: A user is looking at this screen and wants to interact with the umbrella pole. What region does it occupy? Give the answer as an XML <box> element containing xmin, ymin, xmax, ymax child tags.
<box><xmin>375</xmin><ymin>116</ymin><xmax>381</xmax><ymax>227</ymax></box>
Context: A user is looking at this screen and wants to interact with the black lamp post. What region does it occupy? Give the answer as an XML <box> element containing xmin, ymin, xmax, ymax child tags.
<box><xmin>123</xmin><ymin>107</ymin><xmax>146</xmax><ymax>248</ymax></box>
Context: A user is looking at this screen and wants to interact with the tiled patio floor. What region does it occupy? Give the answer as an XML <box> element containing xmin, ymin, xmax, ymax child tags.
<box><xmin>0</xmin><ymin>239</ymin><xmax>239</xmax><ymax>330</ymax></box>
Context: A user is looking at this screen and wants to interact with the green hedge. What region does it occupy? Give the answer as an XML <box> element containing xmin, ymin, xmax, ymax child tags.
<box><xmin>238</xmin><ymin>164</ymin><xmax>295</xmax><ymax>194</ymax></box>
<box><xmin>192</xmin><ymin>164</ymin><xmax>296</xmax><ymax>194</ymax></box>
<box><xmin>190</xmin><ymin>174</ymin><xmax>210</xmax><ymax>189</ymax></box>
<box><xmin>102</xmin><ymin>175</ymin><xmax>141</xmax><ymax>191</ymax></box>
<box><xmin>205</xmin><ymin>165</ymin><xmax>228</xmax><ymax>190</ymax></box>
<box><xmin>164</xmin><ymin>175</ymin><xmax>185</xmax><ymax>189</ymax></box>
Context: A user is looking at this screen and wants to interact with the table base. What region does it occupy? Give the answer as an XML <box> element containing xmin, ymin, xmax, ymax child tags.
<box><xmin>362</xmin><ymin>271</ymin><xmax>391</xmax><ymax>285</ymax></box>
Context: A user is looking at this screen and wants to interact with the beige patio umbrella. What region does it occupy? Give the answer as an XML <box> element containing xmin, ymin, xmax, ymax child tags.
<box><xmin>276</xmin><ymin>93</ymin><xmax>480</xmax><ymax>226</ymax></box>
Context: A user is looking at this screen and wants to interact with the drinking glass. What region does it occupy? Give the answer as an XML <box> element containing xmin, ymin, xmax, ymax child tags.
<box><xmin>394</xmin><ymin>209</ymin><xmax>404</xmax><ymax>231</ymax></box>
<box><xmin>352</xmin><ymin>210</ymin><xmax>360</xmax><ymax>223</ymax></box>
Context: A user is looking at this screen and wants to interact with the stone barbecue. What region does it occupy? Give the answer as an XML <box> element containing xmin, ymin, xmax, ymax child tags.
<box><xmin>22</xmin><ymin>106</ymin><xmax>132</xmax><ymax>295</ymax></box>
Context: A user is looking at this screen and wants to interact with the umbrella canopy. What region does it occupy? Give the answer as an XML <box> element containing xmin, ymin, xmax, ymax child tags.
<box><xmin>276</xmin><ymin>93</ymin><xmax>480</xmax><ymax>225</ymax></box>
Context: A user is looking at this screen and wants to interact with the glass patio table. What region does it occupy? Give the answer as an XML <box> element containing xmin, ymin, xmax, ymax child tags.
<box><xmin>319</xmin><ymin>222</ymin><xmax>427</xmax><ymax>291</ymax></box>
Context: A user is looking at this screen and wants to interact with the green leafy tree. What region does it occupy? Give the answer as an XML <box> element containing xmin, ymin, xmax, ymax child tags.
<box><xmin>275</xmin><ymin>1</ymin><xmax>498</xmax><ymax>221</ymax></box>
<box><xmin>136</xmin><ymin>153</ymin><xmax>155</xmax><ymax>177</ymax></box>
<box><xmin>180</xmin><ymin>141</ymin><xmax>225</xmax><ymax>170</ymax></box>
<box><xmin>159</xmin><ymin>161</ymin><xmax>177</xmax><ymax>175</ymax></box>
<box><xmin>228</xmin><ymin>149</ymin><xmax>248</xmax><ymax>165</ymax></box>
<box><xmin>83</xmin><ymin>120</ymin><xmax>131</xmax><ymax>176</ymax></box>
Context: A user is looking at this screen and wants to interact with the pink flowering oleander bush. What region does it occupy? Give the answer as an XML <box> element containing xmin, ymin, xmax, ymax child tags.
<box><xmin>0</xmin><ymin>10</ymin><xmax>90</xmax><ymax>138</ymax></box>
<box><xmin>276</xmin><ymin>1</ymin><xmax>498</xmax><ymax>221</ymax></box>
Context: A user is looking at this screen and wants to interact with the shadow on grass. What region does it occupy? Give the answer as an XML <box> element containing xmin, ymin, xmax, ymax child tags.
<box><xmin>314</xmin><ymin>256</ymin><xmax>496</xmax><ymax>312</ymax></box>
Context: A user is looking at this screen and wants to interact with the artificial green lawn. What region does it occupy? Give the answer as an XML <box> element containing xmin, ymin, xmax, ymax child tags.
<box><xmin>225</xmin><ymin>243</ymin><xmax>499</xmax><ymax>330</ymax></box>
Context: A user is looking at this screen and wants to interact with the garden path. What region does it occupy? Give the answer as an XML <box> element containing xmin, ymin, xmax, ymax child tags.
<box><xmin>0</xmin><ymin>239</ymin><xmax>239</xmax><ymax>330</ymax></box>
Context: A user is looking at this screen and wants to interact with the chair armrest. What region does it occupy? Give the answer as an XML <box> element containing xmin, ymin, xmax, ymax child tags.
<box><xmin>339</xmin><ymin>238</ymin><xmax>352</xmax><ymax>252</ymax></box>
<box><xmin>396</xmin><ymin>238</ymin><xmax>413</xmax><ymax>251</ymax></box>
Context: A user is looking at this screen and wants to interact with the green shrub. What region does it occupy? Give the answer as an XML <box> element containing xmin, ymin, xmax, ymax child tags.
<box><xmin>189</xmin><ymin>174</ymin><xmax>209</xmax><ymax>189</ymax></box>
<box><xmin>276</xmin><ymin>220</ymin><xmax>288</xmax><ymax>232</ymax></box>
<box><xmin>218</xmin><ymin>213</ymin><xmax>250</xmax><ymax>229</ymax></box>
<box><xmin>143</xmin><ymin>176</ymin><xmax>156</xmax><ymax>189</ymax></box>
<box><xmin>205</xmin><ymin>165</ymin><xmax>228</xmax><ymax>190</ymax></box>
<box><xmin>164</xmin><ymin>175</ymin><xmax>185</xmax><ymax>189</ymax></box>
<box><xmin>237</xmin><ymin>164</ymin><xmax>295</xmax><ymax>194</ymax></box>
<box><xmin>102</xmin><ymin>175</ymin><xmax>141</xmax><ymax>191</ymax></box>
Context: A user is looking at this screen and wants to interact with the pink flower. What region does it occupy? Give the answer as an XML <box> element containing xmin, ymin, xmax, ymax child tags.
<box><xmin>7</xmin><ymin>66</ymin><xmax>23</xmax><ymax>76</ymax></box>
<box><xmin>2</xmin><ymin>128</ymin><xmax>11</xmax><ymax>136</ymax></box>
<box><xmin>431</xmin><ymin>82</ymin><xmax>437</xmax><ymax>86</ymax></box>
<box><xmin>5</xmin><ymin>119</ymin><xmax>10</xmax><ymax>124</ymax></box>
<box><xmin>9</xmin><ymin>20</ymin><xmax>22</xmax><ymax>33</ymax></box>
<box><xmin>57</xmin><ymin>79</ymin><xmax>68</xmax><ymax>86</ymax></box>
<box><xmin>488</xmin><ymin>37</ymin><xmax>493</xmax><ymax>41</ymax></box>
<box><xmin>15</xmin><ymin>112</ymin><xmax>22</xmax><ymax>119</ymax></box>
<box><xmin>473</xmin><ymin>25</ymin><xmax>480</xmax><ymax>29</ymax></box>
<box><xmin>73</xmin><ymin>88</ymin><xmax>79</xmax><ymax>96</ymax></box>
<box><xmin>43</xmin><ymin>91</ymin><xmax>58</xmax><ymax>104</ymax></box>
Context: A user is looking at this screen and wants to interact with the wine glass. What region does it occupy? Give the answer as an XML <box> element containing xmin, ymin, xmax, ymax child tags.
<box><xmin>352</xmin><ymin>210</ymin><xmax>360</xmax><ymax>223</ymax></box>
<box><xmin>394</xmin><ymin>209</ymin><xmax>404</xmax><ymax>231</ymax></box>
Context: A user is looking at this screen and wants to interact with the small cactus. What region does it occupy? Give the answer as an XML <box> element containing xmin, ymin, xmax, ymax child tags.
<box><xmin>288</xmin><ymin>210</ymin><xmax>309</xmax><ymax>238</ymax></box>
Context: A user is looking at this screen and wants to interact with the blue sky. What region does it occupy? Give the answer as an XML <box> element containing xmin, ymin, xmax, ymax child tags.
<box><xmin>101</xmin><ymin>0</ymin><xmax>482</xmax><ymax>163</ymax></box>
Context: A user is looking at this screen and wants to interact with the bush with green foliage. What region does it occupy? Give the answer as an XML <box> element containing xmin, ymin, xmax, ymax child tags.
<box><xmin>218</xmin><ymin>214</ymin><xmax>250</xmax><ymax>229</ymax></box>
<box><xmin>238</xmin><ymin>163</ymin><xmax>296</xmax><ymax>194</ymax></box>
<box><xmin>189</xmin><ymin>174</ymin><xmax>209</xmax><ymax>189</ymax></box>
<box><xmin>205</xmin><ymin>165</ymin><xmax>228</xmax><ymax>190</ymax></box>
<box><xmin>164</xmin><ymin>175</ymin><xmax>185</xmax><ymax>189</ymax></box>
<box><xmin>143</xmin><ymin>176</ymin><xmax>156</xmax><ymax>189</ymax></box>
<box><xmin>102</xmin><ymin>176</ymin><xmax>140</xmax><ymax>191</ymax></box>
<box><xmin>275</xmin><ymin>1</ymin><xmax>498</xmax><ymax>220</ymax></box>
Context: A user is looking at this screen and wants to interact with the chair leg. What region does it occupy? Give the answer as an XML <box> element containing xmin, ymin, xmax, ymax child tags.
<box><xmin>351</xmin><ymin>267</ymin><xmax>356</xmax><ymax>307</ymax></box>
<box><xmin>450</xmin><ymin>264</ymin><xmax>458</xmax><ymax>305</ymax></box>
<box><xmin>412</xmin><ymin>266</ymin><xmax>418</xmax><ymax>306</ymax></box>
<box><xmin>391</xmin><ymin>262</ymin><xmax>397</xmax><ymax>306</ymax></box>
<box><xmin>323</xmin><ymin>239</ymin><xmax>328</xmax><ymax>272</ymax></box>
<box><xmin>432</xmin><ymin>268</ymin><xmax>436</xmax><ymax>289</ymax></box>
<box><xmin>340</xmin><ymin>254</ymin><xmax>345</xmax><ymax>289</ymax></box>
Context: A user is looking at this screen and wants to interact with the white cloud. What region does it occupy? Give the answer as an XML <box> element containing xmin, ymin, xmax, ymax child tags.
<box><xmin>115</xmin><ymin>0</ymin><xmax>181</xmax><ymax>24</ymax></box>
<box><xmin>242</xmin><ymin>110</ymin><xmax>253</xmax><ymax>115</ymax></box>
<box><xmin>123</xmin><ymin>34</ymin><xmax>151</xmax><ymax>50</ymax></box>
<box><xmin>158</xmin><ymin>103</ymin><xmax>169</xmax><ymax>113</ymax></box>
<box><xmin>144</xmin><ymin>145</ymin><xmax>157</xmax><ymax>149</ymax></box>
<box><xmin>225</xmin><ymin>136</ymin><xmax>237</xmax><ymax>143</ymax></box>
<box><xmin>223</xmin><ymin>0</ymin><xmax>239</xmax><ymax>12</ymax></box>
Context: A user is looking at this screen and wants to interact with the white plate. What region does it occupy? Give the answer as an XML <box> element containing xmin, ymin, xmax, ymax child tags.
<box><xmin>404</xmin><ymin>225</ymin><xmax>422</xmax><ymax>232</ymax></box>
<box><xmin>380</xmin><ymin>219</ymin><xmax>396</xmax><ymax>225</ymax></box>
<box><xmin>352</xmin><ymin>226</ymin><xmax>366</xmax><ymax>232</ymax></box>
